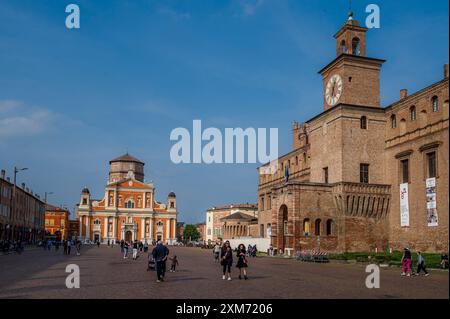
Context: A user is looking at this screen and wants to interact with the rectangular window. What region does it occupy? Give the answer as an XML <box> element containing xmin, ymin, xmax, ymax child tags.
<box><xmin>260</xmin><ymin>224</ymin><xmax>265</xmax><ymax>237</ymax></box>
<box><xmin>260</xmin><ymin>196</ymin><xmax>265</xmax><ymax>211</ymax></box>
<box><xmin>401</xmin><ymin>159</ymin><xmax>409</xmax><ymax>183</ymax></box>
<box><xmin>323</xmin><ymin>167</ymin><xmax>329</xmax><ymax>184</ymax></box>
<box><xmin>427</xmin><ymin>152</ymin><xmax>437</xmax><ymax>178</ymax></box>
<box><xmin>360</xmin><ymin>164</ymin><xmax>369</xmax><ymax>184</ymax></box>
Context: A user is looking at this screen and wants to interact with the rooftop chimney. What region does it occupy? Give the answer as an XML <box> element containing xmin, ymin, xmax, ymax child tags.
<box><xmin>444</xmin><ymin>64</ymin><xmax>449</xmax><ymax>79</ymax></box>
<box><xmin>400</xmin><ymin>89</ymin><xmax>408</xmax><ymax>100</ymax></box>
<box><xmin>1</xmin><ymin>170</ymin><xmax>5</xmax><ymax>179</ymax></box>
<box><xmin>21</xmin><ymin>183</ymin><xmax>25</xmax><ymax>189</ymax></box>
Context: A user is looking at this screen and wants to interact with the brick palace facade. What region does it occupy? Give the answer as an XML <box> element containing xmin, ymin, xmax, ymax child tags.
<box><xmin>257</xmin><ymin>12</ymin><xmax>449</xmax><ymax>254</ymax></box>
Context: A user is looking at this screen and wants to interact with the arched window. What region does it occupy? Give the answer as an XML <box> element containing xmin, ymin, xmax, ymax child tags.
<box><xmin>124</xmin><ymin>199</ymin><xmax>135</xmax><ymax>209</ymax></box>
<box><xmin>410</xmin><ymin>106</ymin><xmax>416</xmax><ymax>121</ymax></box>
<box><xmin>326</xmin><ymin>219</ymin><xmax>333</xmax><ymax>236</ymax></box>
<box><xmin>303</xmin><ymin>218</ymin><xmax>310</xmax><ymax>234</ymax></box>
<box><xmin>315</xmin><ymin>219</ymin><xmax>321</xmax><ymax>236</ymax></box>
<box><xmin>94</xmin><ymin>219</ymin><xmax>100</xmax><ymax>225</ymax></box>
<box><xmin>341</xmin><ymin>39</ymin><xmax>346</xmax><ymax>54</ymax></box>
<box><xmin>360</xmin><ymin>116</ymin><xmax>367</xmax><ymax>129</ymax></box>
<box><xmin>432</xmin><ymin>96</ymin><xmax>439</xmax><ymax>112</ymax></box>
<box><xmin>352</xmin><ymin>37</ymin><xmax>361</xmax><ymax>55</ymax></box>
<box><xmin>295</xmin><ymin>156</ymin><xmax>298</xmax><ymax>166</ymax></box>
<box><xmin>391</xmin><ymin>114</ymin><xmax>397</xmax><ymax>129</ymax></box>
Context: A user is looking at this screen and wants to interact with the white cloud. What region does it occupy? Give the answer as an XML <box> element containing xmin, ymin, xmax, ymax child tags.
<box><xmin>0</xmin><ymin>100</ymin><xmax>57</xmax><ymax>139</ymax></box>
<box><xmin>239</xmin><ymin>0</ymin><xmax>264</xmax><ymax>17</ymax></box>
<box><xmin>0</xmin><ymin>99</ymin><xmax>22</xmax><ymax>113</ymax></box>
<box><xmin>158</xmin><ymin>7</ymin><xmax>191</xmax><ymax>20</ymax></box>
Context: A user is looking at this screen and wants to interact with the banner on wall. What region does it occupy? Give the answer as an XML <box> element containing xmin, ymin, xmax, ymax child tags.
<box><xmin>400</xmin><ymin>183</ymin><xmax>409</xmax><ymax>227</ymax></box>
<box><xmin>426</xmin><ymin>178</ymin><xmax>438</xmax><ymax>227</ymax></box>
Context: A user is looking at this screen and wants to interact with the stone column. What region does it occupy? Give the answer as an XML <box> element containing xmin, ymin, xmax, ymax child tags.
<box><xmin>79</xmin><ymin>216</ymin><xmax>83</xmax><ymax>239</ymax></box>
<box><xmin>171</xmin><ymin>218</ymin><xmax>176</xmax><ymax>241</ymax></box>
<box><xmin>85</xmin><ymin>216</ymin><xmax>90</xmax><ymax>240</ymax></box>
<box><xmin>141</xmin><ymin>218</ymin><xmax>146</xmax><ymax>241</ymax></box>
<box><xmin>113</xmin><ymin>217</ymin><xmax>118</xmax><ymax>242</ymax></box>
<box><xmin>166</xmin><ymin>220</ymin><xmax>170</xmax><ymax>243</ymax></box>
<box><xmin>103</xmin><ymin>217</ymin><xmax>109</xmax><ymax>242</ymax></box>
<box><xmin>149</xmin><ymin>218</ymin><xmax>153</xmax><ymax>241</ymax></box>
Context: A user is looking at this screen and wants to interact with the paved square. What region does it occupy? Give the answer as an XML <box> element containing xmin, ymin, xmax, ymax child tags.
<box><xmin>0</xmin><ymin>245</ymin><xmax>448</xmax><ymax>299</ymax></box>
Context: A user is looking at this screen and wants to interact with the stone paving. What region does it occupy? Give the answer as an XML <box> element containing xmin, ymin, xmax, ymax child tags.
<box><xmin>0</xmin><ymin>245</ymin><xmax>448</xmax><ymax>299</ymax></box>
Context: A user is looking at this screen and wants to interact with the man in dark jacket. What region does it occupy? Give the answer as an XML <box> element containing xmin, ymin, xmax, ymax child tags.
<box><xmin>152</xmin><ymin>241</ymin><xmax>169</xmax><ymax>282</ymax></box>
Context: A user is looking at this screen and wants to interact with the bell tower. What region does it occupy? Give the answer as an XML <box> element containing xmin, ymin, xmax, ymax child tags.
<box><xmin>319</xmin><ymin>11</ymin><xmax>385</xmax><ymax>111</ymax></box>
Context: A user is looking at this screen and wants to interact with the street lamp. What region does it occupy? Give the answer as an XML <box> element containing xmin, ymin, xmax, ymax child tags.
<box><xmin>12</xmin><ymin>166</ymin><xmax>28</xmax><ymax>242</ymax></box>
<box><xmin>44</xmin><ymin>191</ymin><xmax>54</xmax><ymax>204</ymax></box>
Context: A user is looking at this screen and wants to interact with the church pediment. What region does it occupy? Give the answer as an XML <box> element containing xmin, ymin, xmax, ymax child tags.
<box><xmin>107</xmin><ymin>177</ymin><xmax>154</xmax><ymax>190</ymax></box>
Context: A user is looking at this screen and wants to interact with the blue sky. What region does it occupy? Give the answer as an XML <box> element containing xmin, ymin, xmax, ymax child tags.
<box><xmin>0</xmin><ymin>0</ymin><xmax>448</xmax><ymax>223</ymax></box>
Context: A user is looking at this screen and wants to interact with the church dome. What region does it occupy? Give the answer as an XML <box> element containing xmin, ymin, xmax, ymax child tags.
<box><xmin>108</xmin><ymin>153</ymin><xmax>145</xmax><ymax>183</ymax></box>
<box><xmin>81</xmin><ymin>187</ymin><xmax>90</xmax><ymax>194</ymax></box>
<box><xmin>109</xmin><ymin>153</ymin><xmax>144</xmax><ymax>164</ymax></box>
<box><xmin>168</xmin><ymin>192</ymin><xmax>176</xmax><ymax>198</ymax></box>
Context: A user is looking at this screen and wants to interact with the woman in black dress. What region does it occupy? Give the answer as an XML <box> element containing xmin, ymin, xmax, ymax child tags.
<box><xmin>236</xmin><ymin>244</ymin><xmax>248</xmax><ymax>280</ymax></box>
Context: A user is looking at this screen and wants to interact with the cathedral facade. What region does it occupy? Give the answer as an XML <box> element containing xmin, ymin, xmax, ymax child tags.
<box><xmin>257</xmin><ymin>13</ymin><xmax>449</xmax><ymax>254</ymax></box>
<box><xmin>76</xmin><ymin>154</ymin><xmax>178</xmax><ymax>244</ymax></box>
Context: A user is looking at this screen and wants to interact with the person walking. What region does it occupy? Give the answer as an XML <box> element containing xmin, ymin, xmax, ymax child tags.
<box><xmin>236</xmin><ymin>244</ymin><xmax>248</xmax><ymax>280</ymax></box>
<box><xmin>152</xmin><ymin>240</ymin><xmax>169</xmax><ymax>282</ymax></box>
<box><xmin>144</xmin><ymin>241</ymin><xmax>149</xmax><ymax>253</ymax></box>
<box><xmin>221</xmin><ymin>241</ymin><xmax>233</xmax><ymax>281</ymax></box>
<box><xmin>132</xmin><ymin>240</ymin><xmax>139</xmax><ymax>260</ymax></box>
<box><xmin>120</xmin><ymin>240</ymin><xmax>125</xmax><ymax>254</ymax></box>
<box><xmin>63</xmin><ymin>240</ymin><xmax>68</xmax><ymax>255</ymax></box>
<box><xmin>213</xmin><ymin>242</ymin><xmax>221</xmax><ymax>262</ymax></box>
<box><xmin>76</xmin><ymin>240</ymin><xmax>82</xmax><ymax>256</ymax></box>
<box><xmin>416</xmin><ymin>251</ymin><xmax>429</xmax><ymax>276</ymax></box>
<box><xmin>123</xmin><ymin>241</ymin><xmax>129</xmax><ymax>259</ymax></box>
<box><xmin>67</xmin><ymin>239</ymin><xmax>72</xmax><ymax>255</ymax></box>
<box><xmin>169</xmin><ymin>255</ymin><xmax>179</xmax><ymax>272</ymax></box>
<box><xmin>401</xmin><ymin>247</ymin><xmax>412</xmax><ymax>277</ymax></box>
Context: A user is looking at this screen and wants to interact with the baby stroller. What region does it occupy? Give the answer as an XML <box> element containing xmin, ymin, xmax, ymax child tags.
<box><xmin>147</xmin><ymin>256</ymin><xmax>156</xmax><ymax>271</ymax></box>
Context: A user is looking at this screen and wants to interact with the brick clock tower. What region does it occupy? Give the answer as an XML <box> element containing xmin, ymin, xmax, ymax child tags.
<box><xmin>319</xmin><ymin>11</ymin><xmax>386</xmax><ymax>111</ymax></box>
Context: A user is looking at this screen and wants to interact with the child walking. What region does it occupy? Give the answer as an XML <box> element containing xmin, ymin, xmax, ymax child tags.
<box><xmin>416</xmin><ymin>251</ymin><xmax>429</xmax><ymax>276</ymax></box>
<box><xmin>170</xmin><ymin>255</ymin><xmax>179</xmax><ymax>272</ymax></box>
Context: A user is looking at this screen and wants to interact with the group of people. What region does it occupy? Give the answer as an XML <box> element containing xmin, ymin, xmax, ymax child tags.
<box><xmin>0</xmin><ymin>239</ymin><xmax>23</xmax><ymax>254</ymax></box>
<box><xmin>44</xmin><ymin>238</ymin><xmax>82</xmax><ymax>256</ymax></box>
<box><xmin>247</xmin><ymin>244</ymin><xmax>258</xmax><ymax>258</ymax></box>
<box><xmin>401</xmin><ymin>247</ymin><xmax>430</xmax><ymax>277</ymax></box>
<box><xmin>214</xmin><ymin>241</ymin><xmax>249</xmax><ymax>281</ymax></box>
<box><xmin>120</xmin><ymin>240</ymin><xmax>150</xmax><ymax>260</ymax></box>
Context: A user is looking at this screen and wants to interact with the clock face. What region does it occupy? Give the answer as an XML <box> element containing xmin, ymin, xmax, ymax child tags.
<box><xmin>325</xmin><ymin>74</ymin><xmax>343</xmax><ymax>106</ymax></box>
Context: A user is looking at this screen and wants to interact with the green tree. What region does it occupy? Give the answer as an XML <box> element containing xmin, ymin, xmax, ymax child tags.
<box><xmin>183</xmin><ymin>224</ymin><xmax>201</xmax><ymax>241</ymax></box>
